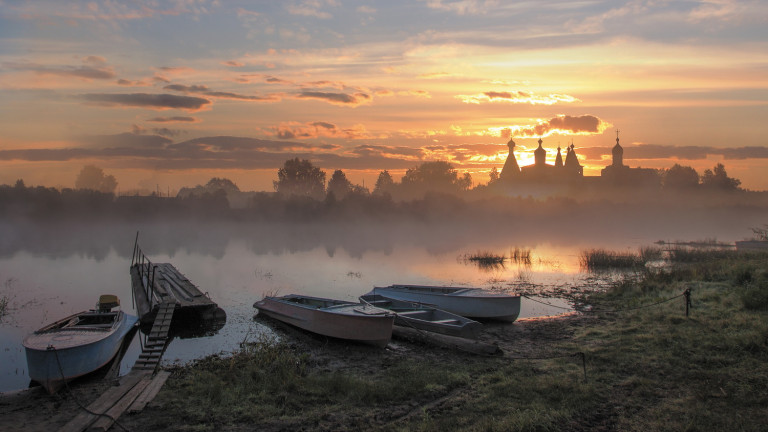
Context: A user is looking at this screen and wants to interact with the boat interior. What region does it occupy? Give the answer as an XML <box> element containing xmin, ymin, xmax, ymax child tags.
<box><xmin>282</xmin><ymin>296</ymin><xmax>346</xmax><ymax>309</ymax></box>
<box><xmin>41</xmin><ymin>311</ymin><xmax>119</xmax><ymax>332</ymax></box>
<box><xmin>386</xmin><ymin>285</ymin><xmax>471</xmax><ymax>294</ymax></box>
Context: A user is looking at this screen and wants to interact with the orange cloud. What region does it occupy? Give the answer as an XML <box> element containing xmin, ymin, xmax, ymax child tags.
<box><xmin>294</xmin><ymin>91</ymin><xmax>372</xmax><ymax>107</ymax></box>
<box><xmin>495</xmin><ymin>114</ymin><xmax>611</xmax><ymax>138</ymax></box>
<box><xmin>146</xmin><ymin>116</ymin><xmax>200</xmax><ymax>123</ymax></box>
<box><xmin>457</xmin><ymin>91</ymin><xmax>579</xmax><ymax>105</ymax></box>
<box><xmin>164</xmin><ymin>84</ymin><xmax>283</xmax><ymax>102</ymax></box>
<box><xmin>273</xmin><ymin>121</ymin><xmax>379</xmax><ymax>140</ymax></box>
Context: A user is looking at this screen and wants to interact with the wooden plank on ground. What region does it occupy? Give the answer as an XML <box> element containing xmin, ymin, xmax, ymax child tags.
<box><xmin>60</xmin><ymin>371</ymin><xmax>149</xmax><ymax>432</ymax></box>
<box><xmin>127</xmin><ymin>371</ymin><xmax>171</xmax><ymax>413</ymax></box>
<box><xmin>392</xmin><ymin>326</ymin><xmax>503</xmax><ymax>356</ymax></box>
<box><xmin>86</xmin><ymin>376</ymin><xmax>152</xmax><ymax>432</ymax></box>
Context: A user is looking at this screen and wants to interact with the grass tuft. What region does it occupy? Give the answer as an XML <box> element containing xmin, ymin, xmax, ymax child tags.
<box><xmin>579</xmin><ymin>248</ymin><xmax>644</xmax><ymax>270</ymax></box>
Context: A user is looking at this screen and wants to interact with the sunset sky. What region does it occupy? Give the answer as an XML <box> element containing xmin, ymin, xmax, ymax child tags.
<box><xmin>1</xmin><ymin>0</ymin><xmax>767</xmax><ymax>193</ymax></box>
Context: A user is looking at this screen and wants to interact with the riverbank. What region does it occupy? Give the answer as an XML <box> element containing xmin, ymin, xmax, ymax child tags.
<box><xmin>3</xmin><ymin>249</ymin><xmax>767</xmax><ymax>431</ymax></box>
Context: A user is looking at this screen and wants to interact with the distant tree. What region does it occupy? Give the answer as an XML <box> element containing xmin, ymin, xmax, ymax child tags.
<box><xmin>488</xmin><ymin>167</ymin><xmax>500</xmax><ymax>184</ymax></box>
<box><xmin>274</xmin><ymin>158</ymin><xmax>326</xmax><ymax>200</ymax></box>
<box><xmin>349</xmin><ymin>184</ymin><xmax>370</xmax><ymax>195</ymax></box>
<box><xmin>458</xmin><ymin>172</ymin><xmax>472</xmax><ymax>191</ymax></box>
<box><xmin>75</xmin><ymin>165</ymin><xmax>118</xmax><ymax>194</ymax></box>
<box><xmin>14</xmin><ymin>179</ymin><xmax>25</xmax><ymax>189</ymax></box>
<box><xmin>700</xmin><ymin>163</ymin><xmax>741</xmax><ymax>190</ymax></box>
<box><xmin>373</xmin><ymin>170</ymin><xmax>394</xmax><ymax>195</ymax></box>
<box><xmin>751</xmin><ymin>224</ymin><xmax>768</xmax><ymax>241</ymax></box>
<box><xmin>205</xmin><ymin>177</ymin><xmax>240</xmax><ymax>193</ymax></box>
<box><xmin>327</xmin><ymin>169</ymin><xmax>352</xmax><ymax>199</ymax></box>
<box><xmin>662</xmin><ymin>164</ymin><xmax>699</xmax><ymax>189</ymax></box>
<box><xmin>401</xmin><ymin>161</ymin><xmax>467</xmax><ymax>194</ymax></box>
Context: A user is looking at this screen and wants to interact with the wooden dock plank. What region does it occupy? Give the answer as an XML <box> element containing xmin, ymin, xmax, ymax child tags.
<box><xmin>60</xmin><ymin>371</ymin><xmax>149</xmax><ymax>432</ymax></box>
<box><xmin>87</xmin><ymin>376</ymin><xmax>152</xmax><ymax>431</ymax></box>
<box><xmin>127</xmin><ymin>371</ymin><xmax>171</xmax><ymax>413</ymax></box>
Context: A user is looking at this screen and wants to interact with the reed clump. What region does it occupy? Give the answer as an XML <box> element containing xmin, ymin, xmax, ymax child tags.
<box><xmin>463</xmin><ymin>251</ymin><xmax>505</xmax><ymax>264</ymax></box>
<box><xmin>509</xmin><ymin>247</ymin><xmax>532</xmax><ymax>265</ymax></box>
<box><xmin>579</xmin><ymin>248</ymin><xmax>644</xmax><ymax>270</ymax></box>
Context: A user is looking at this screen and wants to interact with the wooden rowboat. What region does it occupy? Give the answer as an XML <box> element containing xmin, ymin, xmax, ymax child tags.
<box><xmin>22</xmin><ymin>295</ymin><xmax>138</xmax><ymax>394</ymax></box>
<box><xmin>369</xmin><ymin>284</ymin><xmax>521</xmax><ymax>322</ymax></box>
<box><xmin>254</xmin><ymin>294</ymin><xmax>395</xmax><ymax>347</ymax></box>
<box><xmin>360</xmin><ymin>293</ymin><xmax>482</xmax><ymax>339</ymax></box>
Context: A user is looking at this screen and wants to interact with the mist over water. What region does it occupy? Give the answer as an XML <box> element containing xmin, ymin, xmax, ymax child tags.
<box><xmin>0</xmin><ymin>198</ymin><xmax>765</xmax><ymax>393</ymax></box>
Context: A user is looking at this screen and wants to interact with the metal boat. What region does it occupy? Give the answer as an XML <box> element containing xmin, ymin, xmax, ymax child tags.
<box><xmin>369</xmin><ymin>284</ymin><xmax>521</xmax><ymax>322</ymax></box>
<box><xmin>23</xmin><ymin>295</ymin><xmax>138</xmax><ymax>394</ymax></box>
<box><xmin>360</xmin><ymin>293</ymin><xmax>482</xmax><ymax>339</ymax></box>
<box><xmin>254</xmin><ymin>294</ymin><xmax>394</xmax><ymax>347</ymax></box>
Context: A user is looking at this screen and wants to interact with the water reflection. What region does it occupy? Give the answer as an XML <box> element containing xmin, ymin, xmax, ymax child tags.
<box><xmin>0</xmin><ymin>220</ymin><xmax>673</xmax><ymax>393</ymax></box>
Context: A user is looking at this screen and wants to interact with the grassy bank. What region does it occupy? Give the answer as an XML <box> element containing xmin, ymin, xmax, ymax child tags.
<box><xmin>132</xmin><ymin>250</ymin><xmax>768</xmax><ymax>431</ymax></box>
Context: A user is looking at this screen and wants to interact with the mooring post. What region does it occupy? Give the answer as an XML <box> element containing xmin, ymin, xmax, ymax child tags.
<box><xmin>684</xmin><ymin>288</ymin><xmax>691</xmax><ymax>317</ymax></box>
<box><xmin>578</xmin><ymin>352</ymin><xmax>587</xmax><ymax>382</ymax></box>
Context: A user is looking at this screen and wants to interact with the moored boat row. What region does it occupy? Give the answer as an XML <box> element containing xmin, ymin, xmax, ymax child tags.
<box><xmin>24</xmin><ymin>282</ymin><xmax>520</xmax><ymax>394</ymax></box>
<box><xmin>254</xmin><ymin>284</ymin><xmax>521</xmax><ymax>346</ymax></box>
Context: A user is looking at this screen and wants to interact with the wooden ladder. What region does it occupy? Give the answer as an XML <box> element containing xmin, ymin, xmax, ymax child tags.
<box><xmin>133</xmin><ymin>301</ymin><xmax>175</xmax><ymax>372</ymax></box>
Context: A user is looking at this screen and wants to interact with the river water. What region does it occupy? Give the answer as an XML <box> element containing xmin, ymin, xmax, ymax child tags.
<box><xmin>0</xmin><ymin>218</ymin><xmax>745</xmax><ymax>393</ymax></box>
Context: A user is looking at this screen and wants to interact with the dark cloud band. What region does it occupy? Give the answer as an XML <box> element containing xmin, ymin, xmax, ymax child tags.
<box><xmin>80</xmin><ymin>93</ymin><xmax>211</xmax><ymax>111</ymax></box>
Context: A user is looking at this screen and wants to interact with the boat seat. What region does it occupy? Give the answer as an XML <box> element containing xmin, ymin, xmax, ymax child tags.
<box><xmin>397</xmin><ymin>310</ymin><xmax>427</xmax><ymax>316</ymax></box>
<box><xmin>431</xmin><ymin>319</ymin><xmax>459</xmax><ymax>324</ymax></box>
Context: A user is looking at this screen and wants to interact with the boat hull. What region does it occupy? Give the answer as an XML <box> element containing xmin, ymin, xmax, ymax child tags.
<box><xmin>370</xmin><ymin>285</ymin><xmax>521</xmax><ymax>322</ymax></box>
<box><xmin>23</xmin><ymin>311</ymin><xmax>138</xmax><ymax>394</ymax></box>
<box><xmin>360</xmin><ymin>294</ymin><xmax>482</xmax><ymax>339</ymax></box>
<box><xmin>254</xmin><ymin>295</ymin><xmax>394</xmax><ymax>347</ymax></box>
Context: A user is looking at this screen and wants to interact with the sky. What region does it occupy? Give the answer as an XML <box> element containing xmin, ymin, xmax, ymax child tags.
<box><xmin>1</xmin><ymin>0</ymin><xmax>767</xmax><ymax>193</ymax></box>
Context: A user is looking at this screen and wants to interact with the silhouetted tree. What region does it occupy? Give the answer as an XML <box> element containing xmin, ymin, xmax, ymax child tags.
<box><xmin>458</xmin><ymin>172</ymin><xmax>472</xmax><ymax>191</ymax></box>
<box><xmin>205</xmin><ymin>177</ymin><xmax>240</xmax><ymax>193</ymax></box>
<box><xmin>751</xmin><ymin>224</ymin><xmax>768</xmax><ymax>240</ymax></box>
<box><xmin>401</xmin><ymin>161</ymin><xmax>470</xmax><ymax>195</ymax></box>
<box><xmin>373</xmin><ymin>170</ymin><xmax>394</xmax><ymax>195</ymax></box>
<box><xmin>75</xmin><ymin>165</ymin><xmax>118</xmax><ymax>194</ymax></box>
<box><xmin>327</xmin><ymin>169</ymin><xmax>351</xmax><ymax>199</ymax></box>
<box><xmin>274</xmin><ymin>158</ymin><xmax>326</xmax><ymax>200</ymax></box>
<box><xmin>700</xmin><ymin>163</ymin><xmax>741</xmax><ymax>190</ymax></box>
<box><xmin>662</xmin><ymin>164</ymin><xmax>699</xmax><ymax>189</ymax></box>
<box><xmin>488</xmin><ymin>167</ymin><xmax>500</xmax><ymax>184</ymax></box>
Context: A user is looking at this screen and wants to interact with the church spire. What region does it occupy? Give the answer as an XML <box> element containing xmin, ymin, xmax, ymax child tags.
<box><xmin>612</xmin><ymin>129</ymin><xmax>624</xmax><ymax>167</ymax></box>
<box><xmin>555</xmin><ymin>145</ymin><xmax>563</xmax><ymax>168</ymax></box>
<box><xmin>534</xmin><ymin>138</ymin><xmax>546</xmax><ymax>166</ymax></box>
<box><xmin>500</xmin><ymin>137</ymin><xmax>520</xmax><ymax>179</ymax></box>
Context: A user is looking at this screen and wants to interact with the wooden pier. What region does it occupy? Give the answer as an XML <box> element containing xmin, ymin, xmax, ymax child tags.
<box><xmin>54</xmin><ymin>237</ymin><xmax>223</xmax><ymax>431</ymax></box>
<box><xmin>60</xmin><ymin>301</ymin><xmax>175</xmax><ymax>432</ymax></box>
<box><xmin>130</xmin><ymin>237</ymin><xmax>218</xmax><ymax>325</ymax></box>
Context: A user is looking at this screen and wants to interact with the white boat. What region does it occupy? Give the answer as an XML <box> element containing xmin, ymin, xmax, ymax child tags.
<box><xmin>254</xmin><ymin>294</ymin><xmax>395</xmax><ymax>347</ymax></box>
<box><xmin>360</xmin><ymin>293</ymin><xmax>483</xmax><ymax>339</ymax></box>
<box><xmin>368</xmin><ymin>285</ymin><xmax>521</xmax><ymax>322</ymax></box>
<box><xmin>23</xmin><ymin>295</ymin><xmax>138</xmax><ymax>394</ymax></box>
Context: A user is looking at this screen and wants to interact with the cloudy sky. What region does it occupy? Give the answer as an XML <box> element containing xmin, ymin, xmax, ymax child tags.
<box><xmin>1</xmin><ymin>0</ymin><xmax>767</xmax><ymax>192</ymax></box>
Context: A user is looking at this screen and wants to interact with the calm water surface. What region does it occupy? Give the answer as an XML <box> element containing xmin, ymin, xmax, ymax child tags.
<box><xmin>0</xmin><ymin>221</ymin><xmax>659</xmax><ymax>393</ymax></box>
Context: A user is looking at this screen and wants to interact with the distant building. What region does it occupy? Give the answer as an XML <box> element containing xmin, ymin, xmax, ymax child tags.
<box><xmin>500</xmin><ymin>137</ymin><xmax>583</xmax><ymax>183</ymax></box>
<box><xmin>600</xmin><ymin>132</ymin><xmax>660</xmax><ymax>187</ymax></box>
<box><xmin>498</xmin><ymin>131</ymin><xmax>659</xmax><ymax>190</ymax></box>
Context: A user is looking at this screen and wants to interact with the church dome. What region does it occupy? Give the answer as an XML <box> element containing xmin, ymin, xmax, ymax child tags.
<box><xmin>612</xmin><ymin>134</ymin><xmax>624</xmax><ymax>167</ymax></box>
<box><xmin>534</xmin><ymin>138</ymin><xmax>546</xmax><ymax>166</ymax></box>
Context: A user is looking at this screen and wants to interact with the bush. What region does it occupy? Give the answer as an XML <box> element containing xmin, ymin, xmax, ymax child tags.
<box><xmin>741</xmin><ymin>280</ymin><xmax>768</xmax><ymax>311</ymax></box>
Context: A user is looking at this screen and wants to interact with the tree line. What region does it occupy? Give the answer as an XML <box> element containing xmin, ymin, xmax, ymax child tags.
<box><xmin>0</xmin><ymin>158</ymin><xmax>752</xmax><ymax>223</ymax></box>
